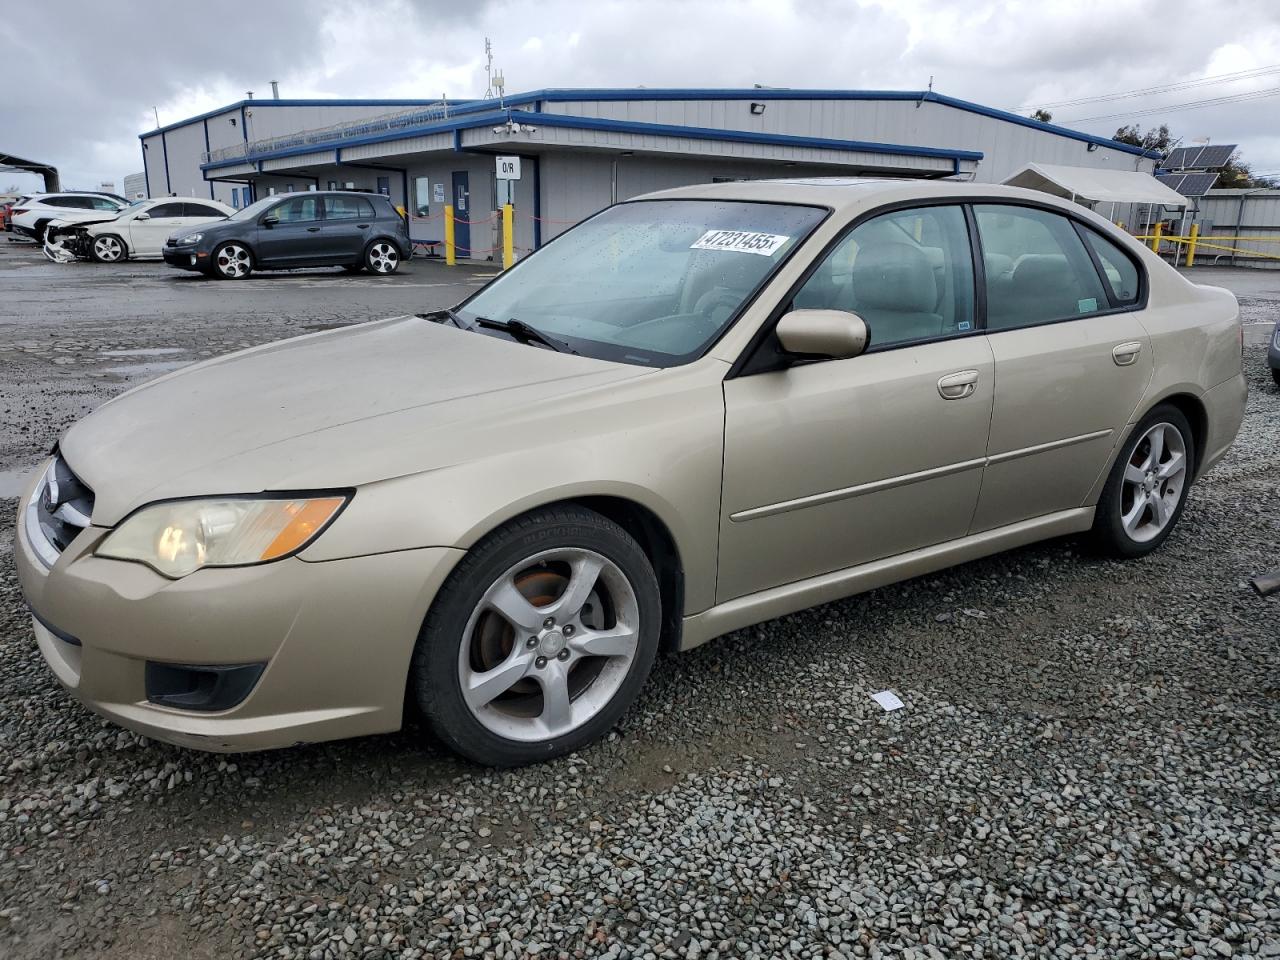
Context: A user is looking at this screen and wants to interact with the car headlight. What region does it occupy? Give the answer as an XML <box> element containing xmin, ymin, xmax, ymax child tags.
<box><xmin>179</xmin><ymin>233</ymin><xmax>203</xmax><ymax>244</ymax></box>
<box><xmin>97</xmin><ymin>495</ymin><xmax>349</xmax><ymax>578</ymax></box>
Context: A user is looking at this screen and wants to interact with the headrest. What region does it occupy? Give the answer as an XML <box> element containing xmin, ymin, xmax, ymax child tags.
<box><xmin>852</xmin><ymin>242</ymin><xmax>937</xmax><ymax>313</ymax></box>
<box><xmin>1009</xmin><ymin>254</ymin><xmax>1072</xmax><ymax>289</ymax></box>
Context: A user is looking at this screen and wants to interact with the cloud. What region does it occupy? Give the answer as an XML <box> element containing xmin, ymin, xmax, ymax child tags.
<box><xmin>4</xmin><ymin>0</ymin><xmax>1280</xmax><ymax>191</ymax></box>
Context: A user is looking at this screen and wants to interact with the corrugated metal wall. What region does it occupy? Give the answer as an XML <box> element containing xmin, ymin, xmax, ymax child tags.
<box><xmin>1194</xmin><ymin>190</ymin><xmax>1280</xmax><ymax>268</ymax></box>
<box><xmin>546</xmin><ymin>98</ymin><xmax>1152</xmax><ymax>182</ymax></box>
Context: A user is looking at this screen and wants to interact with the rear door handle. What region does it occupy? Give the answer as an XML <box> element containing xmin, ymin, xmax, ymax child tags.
<box><xmin>1112</xmin><ymin>341</ymin><xmax>1142</xmax><ymax>366</ymax></box>
<box><xmin>306</xmin><ymin>226</ymin><xmax>321</xmax><ymax>233</ymax></box>
<box><xmin>937</xmin><ymin>369</ymin><xmax>979</xmax><ymax>400</ymax></box>
<box><xmin>357</xmin><ymin>223</ymin><xmax>370</xmax><ymax>229</ymax></box>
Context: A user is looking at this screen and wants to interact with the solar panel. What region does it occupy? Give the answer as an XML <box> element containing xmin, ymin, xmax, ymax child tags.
<box><xmin>1156</xmin><ymin>172</ymin><xmax>1220</xmax><ymax>197</ymax></box>
<box><xmin>1162</xmin><ymin>144</ymin><xmax>1236</xmax><ymax>170</ymax></box>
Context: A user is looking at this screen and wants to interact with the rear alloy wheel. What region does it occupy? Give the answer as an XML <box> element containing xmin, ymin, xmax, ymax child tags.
<box><xmin>1091</xmin><ymin>405</ymin><xmax>1194</xmax><ymax>558</ymax></box>
<box><xmin>365</xmin><ymin>240</ymin><xmax>400</xmax><ymax>275</ymax></box>
<box><xmin>213</xmin><ymin>242</ymin><xmax>253</xmax><ymax>279</ymax></box>
<box><xmin>91</xmin><ymin>235</ymin><xmax>126</xmax><ymax>263</ymax></box>
<box><xmin>412</xmin><ymin>506</ymin><xmax>661</xmax><ymax>766</ymax></box>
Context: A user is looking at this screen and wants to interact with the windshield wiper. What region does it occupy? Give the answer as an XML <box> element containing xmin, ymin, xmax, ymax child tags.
<box><xmin>473</xmin><ymin>316</ymin><xmax>577</xmax><ymax>354</ymax></box>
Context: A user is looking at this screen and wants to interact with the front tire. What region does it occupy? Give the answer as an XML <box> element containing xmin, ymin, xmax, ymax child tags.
<box><xmin>212</xmin><ymin>242</ymin><xmax>253</xmax><ymax>279</ymax></box>
<box><xmin>1271</xmin><ymin>367</ymin><xmax>1280</xmax><ymax>388</ymax></box>
<box><xmin>411</xmin><ymin>505</ymin><xmax>661</xmax><ymax>767</ymax></box>
<box><xmin>91</xmin><ymin>234</ymin><xmax>126</xmax><ymax>263</ymax></box>
<box><xmin>1090</xmin><ymin>405</ymin><xmax>1195</xmax><ymax>558</ymax></box>
<box><xmin>365</xmin><ymin>240</ymin><xmax>400</xmax><ymax>275</ymax></box>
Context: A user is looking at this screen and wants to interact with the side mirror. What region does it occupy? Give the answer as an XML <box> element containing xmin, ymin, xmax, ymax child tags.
<box><xmin>134</xmin><ymin>212</ymin><xmax>151</xmax><ymax>221</ymax></box>
<box><xmin>261</xmin><ymin>214</ymin><xmax>279</xmax><ymax>227</ymax></box>
<box><xmin>775</xmin><ymin>309</ymin><xmax>869</xmax><ymax>360</ymax></box>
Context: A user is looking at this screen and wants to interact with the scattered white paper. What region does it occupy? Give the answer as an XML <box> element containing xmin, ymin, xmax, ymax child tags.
<box><xmin>871</xmin><ymin>690</ymin><xmax>904</xmax><ymax>712</ymax></box>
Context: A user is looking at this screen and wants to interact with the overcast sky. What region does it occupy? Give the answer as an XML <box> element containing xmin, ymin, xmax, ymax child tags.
<box><xmin>3</xmin><ymin>0</ymin><xmax>1279</xmax><ymax>192</ymax></box>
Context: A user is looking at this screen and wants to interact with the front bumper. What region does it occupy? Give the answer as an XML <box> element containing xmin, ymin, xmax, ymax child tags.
<box><xmin>16</xmin><ymin>473</ymin><xmax>463</xmax><ymax>752</ymax></box>
<box><xmin>162</xmin><ymin>244</ymin><xmax>205</xmax><ymax>270</ymax></box>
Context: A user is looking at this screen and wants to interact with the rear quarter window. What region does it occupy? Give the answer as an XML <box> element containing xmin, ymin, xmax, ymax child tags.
<box><xmin>1080</xmin><ymin>228</ymin><xmax>1141</xmax><ymax>305</ymax></box>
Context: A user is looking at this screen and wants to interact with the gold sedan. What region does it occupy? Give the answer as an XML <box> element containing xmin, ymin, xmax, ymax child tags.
<box><xmin>16</xmin><ymin>179</ymin><xmax>1246</xmax><ymax>766</ymax></box>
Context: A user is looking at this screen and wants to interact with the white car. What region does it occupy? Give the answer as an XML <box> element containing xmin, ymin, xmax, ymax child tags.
<box><xmin>47</xmin><ymin>197</ymin><xmax>235</xmax><ymax>263</ymax></box>
<box><xmin>10</xmin><ymin>193</ymin><xmax>128</xmax><ymax>243</ymax></box>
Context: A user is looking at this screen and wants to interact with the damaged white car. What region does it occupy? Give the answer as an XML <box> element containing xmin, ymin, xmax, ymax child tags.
<box><xmin>44</xmin><ymin>197</ymin><xmax>233</xmax><ymax>263</ymax></box>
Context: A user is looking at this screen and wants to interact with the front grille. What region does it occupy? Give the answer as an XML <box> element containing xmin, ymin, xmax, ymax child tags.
<box><xmin>25</xmin><ymin>455</ymin><xmax>94</xmax><ymax>568</ymax></box>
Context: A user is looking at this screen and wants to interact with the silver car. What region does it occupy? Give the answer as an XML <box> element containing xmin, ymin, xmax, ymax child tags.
<box><xmin>16</xmin><ymin>178</ymin><xmax>1247</xmax><ymax>766</ymax></box>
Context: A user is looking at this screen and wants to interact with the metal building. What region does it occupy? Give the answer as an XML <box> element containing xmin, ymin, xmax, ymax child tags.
<box><xmin>140</xmin><ymin>88</ymin><xmax>1159</xmax><ymax>259</ymax></box>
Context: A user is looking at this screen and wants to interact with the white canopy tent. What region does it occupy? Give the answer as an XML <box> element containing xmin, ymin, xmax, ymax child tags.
<box><xmin>1003</xmin><ymin>163</ymin><xmax>1187</xmax><ymax>209</ymax></box>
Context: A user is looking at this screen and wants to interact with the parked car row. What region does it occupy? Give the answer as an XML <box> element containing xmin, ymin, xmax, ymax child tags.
<box><xmin>29</xmin><ymin>189</ymin><xmax>411</xmax><ymax>278</ymax></box>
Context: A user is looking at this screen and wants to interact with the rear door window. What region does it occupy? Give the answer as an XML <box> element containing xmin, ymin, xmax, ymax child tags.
<box><xmin>183</xmin><ymin>203</ymin><xmax>226</xmax><ymax>218</ymax></box>
<box><xmin>324</xmin><ymin>196</ymin><xmax>375</xmax><ymax>220</ymax></box>
<box><xmin>974</xmin><ymin>205</ymin><xmax>1110</xmax><ymax>331</ymax></box>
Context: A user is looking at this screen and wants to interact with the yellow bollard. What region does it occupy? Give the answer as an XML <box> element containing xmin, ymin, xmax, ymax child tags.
<box><xmin>1186</xmin><ymin>222</ymin><xmax>1200</xmax><ymax>267</ymax></box>
<box><xmin>502</xmin><ymin>203</ymin><xmax>514</xmax><ymax>270</ymax></box>
<box><xmin>1150</xmin><ymin>221</ymin><xmax>1163</xmax><ymax>254</ymax></box>
<box><xmin>444</xmin><ymin>204</ymin><xmax>456</xmax><ymax>266</ymax></box>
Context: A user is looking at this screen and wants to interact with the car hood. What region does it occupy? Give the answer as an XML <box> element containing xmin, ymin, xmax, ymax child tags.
<box><xmin>61</xmin><ymin>316</ymin><xmax>652</xmax><ymax>525</ymax></box>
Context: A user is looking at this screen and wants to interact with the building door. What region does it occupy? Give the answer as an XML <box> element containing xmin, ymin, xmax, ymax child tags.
<box><xmin>376</xmin><ymin>176</ymin><xmax>390</xmax><ymax>197</ymax></box>
<box><xmin>452</xmin><ymin>171</ymin><xmax>470</xmax><ymax>257</ymax></box>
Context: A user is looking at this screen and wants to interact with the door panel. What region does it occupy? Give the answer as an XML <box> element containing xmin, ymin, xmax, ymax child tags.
<box><xmin>321</xmin><ymin>195</ymin><xmax>375</xmax><ymax>259</ymax></box>
<box><xmin>972</xmin><ymin>315</ymin><xmax>1152</xmax><ymax>531</ymax></box>
<box><xmin>451</xmin><ymin>171</ymin><xmax>470</xmax><ymax>257</ymax></box>
<box><xmin>719</xmin><ymin>337</ymin><xmax>996</xmax><ymax>602</ymax></box>
<box><xmin>256</xmin><ymin>195</ymin><xmax>324</xmax><ymax>264</ymax></box>
<box><xmin>128</xmin><ymin>202</ymin><xmax>185</xmax><ymax>256</ymax></box>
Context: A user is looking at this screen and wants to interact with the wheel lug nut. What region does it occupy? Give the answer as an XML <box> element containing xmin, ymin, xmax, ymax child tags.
<box><xmin>557</xmin><ymin>649</ymin><xmax>570</xmax><ymax>661</ymax></box>
<box><xmin>562</xmin><ymin>625</ymin><xmax>574</xmax><ymax>637</ymax></box>
<box><xmin>535</xmin><ymin>656</ymin><xmax>547</xmax><ymax>669</ymax></box>
<box><xmin>526</xmin><ymin>637</ymin><xmax>538</xmax><ymax>648</ymax></box>
<box><xmin>543</xmin><ymin>617</ymin><xmax>555</xmax><ymax>628</ymax></box>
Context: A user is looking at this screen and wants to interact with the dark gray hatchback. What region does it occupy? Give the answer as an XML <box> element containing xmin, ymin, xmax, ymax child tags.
<box><xmin>163</xmin><ymin>191</ymin><xmax>410</xmax><ymax>279</ymax></box>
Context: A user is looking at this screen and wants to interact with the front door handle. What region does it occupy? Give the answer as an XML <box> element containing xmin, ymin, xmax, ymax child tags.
<box><xmin>306</xmin><ymin>226</ymin><xmax>321</xmax><ymax>233</ymax></box>
<box><xmin>357</xmin><ymin>223</ymin><xmax>370</xmax><ymax>229</ymax></box>
<box><xmin>938</xmin><ymin>369</ymin><xmax>979</xmax><ymax>400</ymax></box>
<box><xmin>1112</xmin><ymin>341</ymin><xmax>1143</xmax><ymax>366</ymax></box>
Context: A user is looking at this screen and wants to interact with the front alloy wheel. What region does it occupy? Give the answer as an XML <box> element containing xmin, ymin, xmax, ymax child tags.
<box><xmin>366</xmin><ymin>241</ymin><xmax>400</xmax><ymax>274</ymax></box>
<box><xmin>213</xmin><ymin>242</ymin><xmax>252</xmax><ymax>279</ymax></box>
<box><xmin>92</xmin><ymin>235</ymin><xmax>125</xmax><ymax>262</ymax></box>
<box><xmin>413</xmin><ymin>506</ymin><xmax>660</xmax><ymax>766</ymax></box>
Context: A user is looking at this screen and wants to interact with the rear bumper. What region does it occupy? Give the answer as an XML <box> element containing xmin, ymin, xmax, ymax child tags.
<box><xmin>16</xmin><ymin>476</ymin><xmax>464</xmax><ymax>752</ymax></box>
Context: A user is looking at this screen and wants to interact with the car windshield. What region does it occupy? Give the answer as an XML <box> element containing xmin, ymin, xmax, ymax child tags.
<box><xmin>454</xmin><ymin>199</ymin><xmax>827</xmax><ymax>367</ymax></box>
<box><xmin>227</xmin><ymin>196</ymin><xmax>279</xmax><ymax>221</ymax></box>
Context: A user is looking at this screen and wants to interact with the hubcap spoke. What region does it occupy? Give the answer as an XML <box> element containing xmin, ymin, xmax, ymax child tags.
<box><xmin>548</xmin><ymin>555</ymin><xmax>604</xmax><ymax>619</ymax></box>
<box><xmin>573</xmin><ymin>623</ymin><xmax>637</xmax><ymax>658</ymax></box>
<box><xmin>1124</xmin><ymin>462</ymin><xmax>1146</xmax><ymax>485</ymax></box>
<box><xmin>537</xmin><ymin>666</ymin><xmax>573</xmax><ymax>733</ymax></box>
<box><xmin>487</xmin><ymin>578</ymin><xmax>546</xmax><ymax>633</ymax></box>
<box><xmin>1157</xmin><ymin>451</ymin><xmax>1185</xmax><ymax>480</ymax></box>
<box><xmin>465</xmin><ymin>651</ymin><xmax>533</xmax><ymax>710</ymax></box>
<box><xmin>1122</xmin><ymin>494</ymin><xmax>1148</xmax><ymax>534</ymax></box>
<box><xmin>1144</xmin><ymin>426</ymin><xmax>1165</xmax><ymax>469</ymax></box>
<box><xmin>1149</xmin><ymin>492</ymin><xmax>1171</xmax><ymax>526</ymax></box>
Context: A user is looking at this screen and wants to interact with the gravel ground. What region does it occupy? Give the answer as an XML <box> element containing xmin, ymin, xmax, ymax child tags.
<box><xmin>0</xmin><ymin>247</ymin><xmax>1277</xmax><ymax>959</ymax></box>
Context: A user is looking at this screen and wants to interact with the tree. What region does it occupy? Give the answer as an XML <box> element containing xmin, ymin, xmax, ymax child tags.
<box><xmin>1112</xmin><ymin>123</ymin><xmax>1173</xmax><ymax>153</ymax></box>
<box><xmin>1030</xmin><ymin>108</ymin><xmax>1053</xmax><ymax>123</ymax></box>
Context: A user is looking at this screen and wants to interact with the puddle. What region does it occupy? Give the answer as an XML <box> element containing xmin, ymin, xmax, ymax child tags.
<box><xmin>102</xmin><ymin>359</ymin><xmax>193</xmax><ymax>376</ymax></box>
<box><xmin>99</xmin><ymin>347</ymin><xmax>187</xmax><ymax>358</ymax></box>
<box><xmin>0</xmin><ymin>466</ymin><xmax>37</xmax><ymax>499</ymax></box>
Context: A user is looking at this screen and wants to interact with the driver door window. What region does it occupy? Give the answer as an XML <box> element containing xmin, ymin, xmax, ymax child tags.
<box><xmin>273</xmin><ymin>196</ymin><xmax>320</xmax><ymax>223</ymax></box>
<box><xmin>792</xmin><ymin>205</ymin><xmax>975</xmax><ymax>350</ymax></box>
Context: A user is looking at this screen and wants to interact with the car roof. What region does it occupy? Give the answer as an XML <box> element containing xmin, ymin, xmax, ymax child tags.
<box><xmin>144</xmin><ymin>196</ymin><xmax>231</xmax><ymax>204</ymax></box>
<box><xmin>633</xmin><ymin>176</ymin><xmax>1089</xmax><ymax>216</ymax></box>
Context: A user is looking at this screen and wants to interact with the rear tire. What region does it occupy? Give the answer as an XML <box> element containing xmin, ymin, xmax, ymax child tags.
<box><xmin>91</xmin><ymin>234</ymin><xmax>127</xmax><ymax>263</ymax></box>
<box><xmin>411</xmin><ymin>505</ymin><xmax>661</xmax><ymax>767</ymax></box>
<box><xmin>365</xmin><ymin>240</ymin><xmax>400</xmax><ymax>275</ymax></box>
<box><xmin>212</xmin><ymin>242</ymin><xmax>253</xmax><ymax>279</ymax></box>
<box><xmin>1090</xmin><ymin>404</ymin><xmax>1195</xmax><ymax>558</ymax></box>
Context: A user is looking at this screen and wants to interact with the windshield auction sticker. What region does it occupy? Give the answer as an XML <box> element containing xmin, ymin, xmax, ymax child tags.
<box><xmin>690</xmin><ymin>230</ymin><xmax>790</xmax><ymax>256</ymax></box>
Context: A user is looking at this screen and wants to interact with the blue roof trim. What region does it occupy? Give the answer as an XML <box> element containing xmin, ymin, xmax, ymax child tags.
<box><xmin>200</xmin><ymin>108</ymin><xmax>983</xmax><ymax>171</ymax></box>
<box><xmin>160</xmin><ymin>87</ymin><xmax>1159</xmax><ymax>160</ymax></box>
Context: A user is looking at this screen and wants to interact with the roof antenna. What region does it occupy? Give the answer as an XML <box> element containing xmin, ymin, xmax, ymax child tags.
<box><xmin>917</xmin><ymin>76</ymin><xmax>933</xmax><ymax>109</ymax></box>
